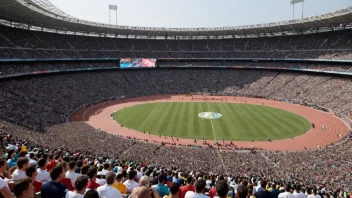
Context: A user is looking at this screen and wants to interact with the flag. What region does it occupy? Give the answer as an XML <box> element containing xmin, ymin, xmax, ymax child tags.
<box><xmin>109</xmin><ymin>4</ymin><xmax>117</xmax><ymax>10</ymax></box>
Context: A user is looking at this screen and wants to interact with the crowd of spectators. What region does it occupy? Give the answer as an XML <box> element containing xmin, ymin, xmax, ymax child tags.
<box><xmin>0</xmin><ymin>61</ymin><xmax>118</xmax><ymax>75</ymax></box>
<box><xmin>1</xmin><ymin>23</ymin><xmax>352</xmax><ymax>198</ymax></box>
<box><xmin>0</xmin><ymin>25</ymin><xmax>351</xmax><ymax>59</ymax></box>
<box><xmin>1</xmin><ymin>69</ymin><xmax>351</xmax><ymax>131</ymax></box>
<box><xmin>0</xmin><ymin>118</ymin><xmax>352</xmax><ymax>198</ymax></box>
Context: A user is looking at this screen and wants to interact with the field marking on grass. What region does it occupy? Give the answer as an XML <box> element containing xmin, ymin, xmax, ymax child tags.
<box><xmin>206</xmin><ymin>103</ymin><xmax>217</xmax><ymax>142</ymax></box>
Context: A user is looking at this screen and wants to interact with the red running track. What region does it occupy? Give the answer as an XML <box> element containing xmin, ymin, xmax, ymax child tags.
<box><xmin>69</xmin><ymin>95</ymin><xmax>350</xmax><ymax>152</ymax></box>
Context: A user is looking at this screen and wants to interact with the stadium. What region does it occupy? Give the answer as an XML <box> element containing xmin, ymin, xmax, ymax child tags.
<box><xmin>0</xmin><ymin>0</ymin><xmax>352</xmax><ymax>197</ymax></box>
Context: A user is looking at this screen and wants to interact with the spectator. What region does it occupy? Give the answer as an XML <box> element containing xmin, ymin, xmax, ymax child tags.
<box><xmin>25</xmin><ymin>165</ymin><xmax>42</xmax><ymax>193</ymax></box>
<box><xmin>12</xmin><ymin>158</ymin><xmax>29</xmax><ymax>181</ymax></box>
<box><xmin>164</xmin><ymin>183</ymin><xmax>180</xmax><ymax>198</ymax></box>
<box><xmin>65</xmin><ymin>175</ymin><xmax>88</xmax><ymax>198</ymax></box>
<box><xmin>293</xmin><ymin>184</ymin><xmax>305</xmax><ymax>198</ymax></box>
<box><xmin>28</xmin><ymin>153</ymin><xmax>38</xmax><ymax>166</ymax></box>
<box><xmin>185</xmin><ymin>179</ymin><xmax>209</xmax><ymax>198</ymax></box>
<box><xmin>13</xmin><ymin>178</ymin><xmax>34</xmax><ymax>198</ymax></box>
<box><xmin>255</xmin><ymin>181</ymin><xmax>271</xmax><ymax>198</ymax></box>
<box><xmin>278</xmin><ymin>184</ymin><xmax>294</xmax><ymax>198</ymax></box>
<box><xmin>41</xmin><ymin>164</ymin><xmax>68</xmax><ymax>198</ymax></box>
<box><xmin>75</xmin><ymin>160</ymin><xmax>83</xmax><ymax>174</ymax></box>
<box><xmin>113</xmin><ymin>172</ymin><xmax>126</xmax><ymax>194</ymax></box>
<box><xmin>123</xmin><ymin>170</ymin><xmax>139</xmax><ymax>194</ymax></box>
<box><xmin>87</xmin><ymin>167</ymin><xmax>100</xmax><ymax>190</ymax></box>
<box><xmin>131</xmin><ymin>186</ymin><xmax>153</xmax><ymax>198</ymax></box>
<box><xmin>271</xmin><ymin>183</ymin><xmax>280</xmax><ymax>198</ymax></box>
<box><xmin>152</xmin><ymin>174</ymin><xmax>170</xmax><ymax>197</ymax></box>
<box><xmin>84</xmin><ymin>189</ymin><xmax>99</xmax><ymax>198</ymax></box>
<box><xmin>7</xmin><ymin>149</ymin><xmax>16</xmax><ymax>168</ymax></box>
<box><xmin>97</xmin><ymin>172</ymin><xmax>123</xmax><ymax>198</ymax></box>
<box><xmin>59</xmin><ymin>162</ymin><xmax>75</xmax><ymax>191</ymax></box>
<box><xmin>179</xmin><ymin>176</ymin><xmax>195</xmax><ymax>198</ymax></box>
<box><xmin>46</xmin><ymin>154</ymin><xmax>57</xmax><ymax>172</ymax></box>
<box><xmin>36</xmin><ymin>158</ymin><xmax>51</xmax><ymax>182</ymax></box>
<box><xmin>81</xmin><ymin>165</ymin><xmax>90</xmax><ymax>176</ymax></box>
<box><xmin>237</xmin><ymin>184</ymin><xmax>248</xmax><ymax>198</ymax></box>
<box><xmin>0</xmin><ymin>158</ymin><xmax>14</xmax><ymax>198</ymax></box>
<box><xmin>215</xmin><ymin>180</ymin><xmax>228</xmax><ymax>198</ymax></box>
<box><xmin>66</xmin><ymin>161</ymin><xmax>80</xmax><ymax>187</ymax></box>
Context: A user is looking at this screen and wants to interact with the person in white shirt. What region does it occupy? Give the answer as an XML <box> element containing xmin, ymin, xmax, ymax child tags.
<box><xmin>28</xmin><ymin>153</ymin><xmax>38</xmax><ymax>166</ymax></box>
<box><xmin>66</xmin><ymin>161</ymin><xmax>80</xmax><ymax>187</ymax></box>
<box><xmin>185</xmin><ymin>179</ymin><xmax>209</xmax><ymax>198</ymax></box>
<box><xmin>293</xmin><ymin>184</ymin><xmax>306</xmax><ymax>198</ymax></box>
<box><xmin>307</xmin><ymin>187</ymin><xmax>319</xmax><ymax>198</ymax></box>
<box><xmin>98</xmin><ymin>163</ymin><xmax>112</xmax><ymax>176</ymax></box>
<box><xmin>36</xmin><ymin>159</ymin><xmax>51</xmax><ymax>182</ymax></box>
<box><xmin>97</xmin><ymin>172</ymin><xmax>123</xmax><ymax>198</ymax></box>
<box><xmin>278</xmin><ymin>184</ymin><xmax>295</xmax><ymax>198</ymax></box>
<box><xmin>0</xmin><ymin>159</ymin><xmax>13</xmax><ymax>198</ymax></box>
<box><xmin>123</xmin><ymin>170</ymin><xmax>139</xmax><ymax>194</ymax></box>
<box><xmin>136</xmin><ymin>167</ymin><xmax>143</xmax><ymax>181</ymax></box>
<box><xmin>66</xmin><ymin>175</ymin><xmax>88</xmax><ymax>198</ymax></box>
<box><xmin>12</xmin><ymin>157</ymin><xmax>29</xmax><ymax>181</ymax></box>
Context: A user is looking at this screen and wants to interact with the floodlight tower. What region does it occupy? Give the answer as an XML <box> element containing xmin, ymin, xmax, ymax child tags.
<box><xmin>290</xmin><ymin>0</ymin><xmax>305</xmax><ymax>19</ymax></box>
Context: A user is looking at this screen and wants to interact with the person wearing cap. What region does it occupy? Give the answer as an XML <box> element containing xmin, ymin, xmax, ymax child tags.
<box><xmin>152</xmin><ymin>174</ymin><xmax>170</xmax><ymax>197</ymax></box>
<box><xmin>278</xmin><ymin>184</ymin><xmax>294</xmax><ymax>198</ymax></box>
<box><xmin>179</xmin><ymin>176</ymin><xmax>195</xmax><ymax>198</ymax></box>
<box><xmin>185</xmin><ymin>179</ymin><xmax>209</xmax><ymax>198</ymax></box>
<box><xmin>255</xmin><ymin>181</ymin><xmax>272</xmax><ymax>198</ymax></box>
<box><xmin>113</xmin><ymin>172</ymin><xmax>127</xmax><ymax>194</ymax></box>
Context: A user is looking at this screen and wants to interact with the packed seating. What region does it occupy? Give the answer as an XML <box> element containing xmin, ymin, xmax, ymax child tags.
<box><xmin>0</xmin><ymin>119</ymin><xmax>352</xmax><ymax>198</ymax></box>
<box><xmin>1</xmin><ymin>25</ymin><xmax>352</xmax><ymax>198</ymax></box>
<box><xmin>0</xmin><ymin>25</ymin><xmax>352</xmax><ymax>59</ymax></box>
<box><xmin>1</xmin><ymin>69</ymin><xmax>352</xmax><ymax>131</ymax></box>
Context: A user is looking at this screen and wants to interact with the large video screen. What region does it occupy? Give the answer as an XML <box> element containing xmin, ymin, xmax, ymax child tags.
<box><xmin>120</xmin><ymin>58</ymin><xmax>156</xmax><ymax>69</ymax></box>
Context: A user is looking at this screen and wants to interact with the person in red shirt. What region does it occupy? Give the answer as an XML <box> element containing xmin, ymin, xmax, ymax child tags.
<box><xmin>25</xmin><ymin>165</ymin><xmax>42</xmax><ymax>193</ymax></box>
<box><xmin>179</xmin><ymin>176</ymin><xmax>195</xmax><ymax>198</ymax></box>
<box><xmin>58</xmin><ymin>162</ymin><xmax>75</xmax><ymax>191</ymax></box>
<box><xmin>87</xmin><ymin>167</ymin><xmax>100</xmax><ymax>190</ymax></box>
<box><xmin>46</xmin><ymin>154</ymin><xmax>58</xmax><ymax>172</ymax></box>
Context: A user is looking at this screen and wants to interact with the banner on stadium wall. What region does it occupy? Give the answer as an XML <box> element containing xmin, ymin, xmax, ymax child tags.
<box><xmin>120</xmin><ymin>58</ymin><xmax>157</xmax><ymax>68</ymax></box>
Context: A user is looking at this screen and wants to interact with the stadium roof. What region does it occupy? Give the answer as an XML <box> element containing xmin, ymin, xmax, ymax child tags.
<box><xmin>1</xmin><ymin>0</ymin><xmax>352</xmax><ymax>39</ymax></box>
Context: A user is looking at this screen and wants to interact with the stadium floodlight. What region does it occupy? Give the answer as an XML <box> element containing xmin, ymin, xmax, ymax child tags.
<box><xmin>290</xmin><ymin>0</ymin><xmax>304</xmax><ymax>4</ymax></box>
<box><xmin>290</xmin><ymin>0</ymin><xmax>305</xmax><ymax>19</ymax></box>
<box><xmin>108</xmin><ymin>4</ymin><xmax>118</xmax><ymax>27</ymax></box>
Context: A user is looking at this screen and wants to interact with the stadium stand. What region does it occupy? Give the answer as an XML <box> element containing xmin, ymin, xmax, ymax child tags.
<box><xmin>0</xmin><ymin>2</ymin><xmax>352</xmax><ymax>198</ymax></box>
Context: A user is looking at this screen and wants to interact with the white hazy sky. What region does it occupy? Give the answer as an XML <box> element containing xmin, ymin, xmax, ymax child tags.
<box><xmin>49</xmin><ymin>0</ymin><xmax>352</xmax><ymax>28</ymax></box>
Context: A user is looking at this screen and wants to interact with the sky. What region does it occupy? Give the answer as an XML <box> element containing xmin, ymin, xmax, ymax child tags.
<box><xmin>49</xmin><ymin>0</ymin><xmax>352</xmax><ymax>28</ymax></box>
